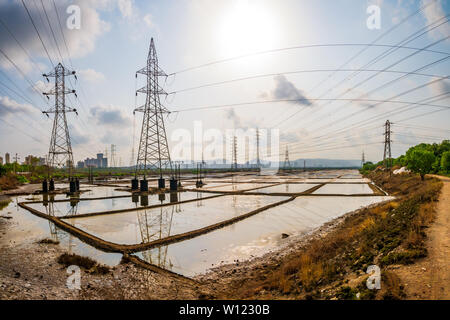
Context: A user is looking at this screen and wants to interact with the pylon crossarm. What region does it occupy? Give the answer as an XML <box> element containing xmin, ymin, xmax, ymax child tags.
<box><xmin>136</xmin><ymin>66</ymin><xmax>167</xmax><ymax>77</ymax></box>
<box><xmin>136</xmin><ymin>85</ymin><xmax>167</xmax><ymax>95</ymax></box>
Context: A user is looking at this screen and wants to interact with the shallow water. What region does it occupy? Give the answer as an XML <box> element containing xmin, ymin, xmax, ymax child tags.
<box><xmin>134</xmin><ymin>195</ymin><xmax>393</xmax><ymax>276</ymax></box>
<box><xmin>248</xmin><ymin>183</ymin><xmax>319</xmax><ymax>194</ymax></box>
<box><xmin>65</xmin><ymin>195</ymin><xmax>289</xmax><ymax>245</ymax></box>
<box><xmin>26</xmin><ymin>191</ymin><xmax>210</xmax><ymax>217</ymax></box>
<box><xmin>313</xmin><ymin>183</ymin><xmax>374</xmax><ymax>195</ymax></box>
<box><xmin>205</xmin><ymin>183</ymin><xmax>274</xmax><ymax>192</ymax></box>
<box><xmin>0</xmin><ymin>196</ymin><xmax>122</xmax><ymax>266</ymax></box>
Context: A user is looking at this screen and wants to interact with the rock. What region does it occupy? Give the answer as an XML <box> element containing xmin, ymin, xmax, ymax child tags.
<box><xmin>281</xmin><ymin>233</ymin><xmax>290</xmax><ymax>239</ymax></box>
<box><xmin>14</xmin><ymin>272</ymin><xmax>20</xmax><ymax>278</ymax></box>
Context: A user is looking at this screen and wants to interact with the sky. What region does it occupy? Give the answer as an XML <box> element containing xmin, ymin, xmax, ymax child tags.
<box><xmin>0</xmin><ymin>0</ymin><xmax>449</xmax><ymax>166</ymax></box>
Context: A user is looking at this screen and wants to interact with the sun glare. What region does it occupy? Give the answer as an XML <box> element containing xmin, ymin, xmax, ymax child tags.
<box><xmin>217</xmin><ymin>1</ymin><xmax>278</xmax><ymax>58</ymax></box>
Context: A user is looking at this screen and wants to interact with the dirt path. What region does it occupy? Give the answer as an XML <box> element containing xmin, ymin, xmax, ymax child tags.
<box><xmin>393</xmin><ymin>175</ymin><xmax>450</xmax><ymax>299</ymax></box>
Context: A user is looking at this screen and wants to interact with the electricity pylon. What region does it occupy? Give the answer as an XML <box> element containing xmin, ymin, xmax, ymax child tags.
<box><xmin>256</xmin><ymin>128</ymin><xmax>261</xmax><ymax>168</ymax></box>
<box><xmin>134</xmin><ymin>38</ymin><xmax>172</xmax><ymax>179</ymax></box>
<box><xmin>231</xmin><ymin>136</ymin><xmax>237</xmax><ymax>170</ymax></box>
<box><xmin>282</xmin><ymin>147</ymin><xmax>291</xmax><ymax>171</ymax></box>
<box><xmin>383</xmin><ymin>120</ymin><xmax>392</xmax><ymax>168</ymax></box>
<box><xmin>42</xmin><ymin>63</ymin><xmax>77</xmax><ymax>174</ymax></box>
<box><xmin>361</xmin><ymin>150</ymin><xmax>365</xmax><ymax>167</ymax></box>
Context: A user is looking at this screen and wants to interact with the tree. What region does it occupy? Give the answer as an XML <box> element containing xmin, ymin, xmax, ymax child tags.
<box><xmin>441</xmin><ymin>151</ymin><xmax>450</xmax><ymax>173</ymax></box>
<box><xmin>0</xmin><ymin>164</ymin><xmax>6</xmax><ymax>177</ymax></box>
<box><xmin>406</xmin><ymin>149</ymin><xmax>436</xmax><ymax>180</ymax></box>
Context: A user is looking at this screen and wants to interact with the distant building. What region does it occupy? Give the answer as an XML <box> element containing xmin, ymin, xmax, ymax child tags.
<box><xmin>96</xmin><ymin>153</ymin><xmax>108</xmax><ymax>168</ymax></box>
<box><xmin>78</xmin><ymin>154</ymin><xmax>108</xmax><ymax>169</ymax></box>
<box><xmin>5</xmin><ymin>153</ymin><xmax>10</xmax><ymax>164</ymax></box>
<box><xmin>0</xmin><ymin>156</ymin><xmax>3</xmax><ymax>165</ymax></box>
<box><xmin>25</xmin><ymin>155</ymin><xmax>33</xmax><ymax>165</ymax></box>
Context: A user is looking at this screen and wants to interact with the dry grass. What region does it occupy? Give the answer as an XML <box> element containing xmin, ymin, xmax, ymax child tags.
<box><xmin>381</xmin><ymin>271</ymin><xmax>405</xmax><ymax>300</ymax></box>
<box><xmin>222</xmin><ymin>172</ymin><xmax>442</xmax><ymax>300</ymax></box>
<box><xmin>57</xmin><ymin>253</ymin><xmax>110</xmax><ymax>275</ymax></box>
<box><xmin>37</xmin><ymin>238</ymin><xmax>60</xmax><ymax>245</ymax></box>
<box><xmin>0</xmin><ymin>174</ymin><xmax>19</xmax><ymax>191</ymax></box>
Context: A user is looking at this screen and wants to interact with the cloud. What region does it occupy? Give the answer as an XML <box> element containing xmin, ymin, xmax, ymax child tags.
<box><xmin>69</xmin><ymin>124</ymin><xmax>90</xmax><ymax>146</ymax></box>
<box><xmin>0</xmin><ymin>95</ymin><xmax>35</xmax><ymax>118</ymax></box>
<box><xmin>78</xmin><ymin>68</ymin><xmax>105</xmax><ymax>82</ymax></box>
<box><xmin>421</xmin><ymin>0</ymin><xmax>450</xmax><ymax>40</ymax></box>
<box><xmin>429</xmin><ymin>79</ymin><xmax>450</xmax><ymax>97</ymax></box>
<box><xmin>90</xmin><ymin>105</ymin><xmax>131</xmax><ymax>126</ymax></box>
<box><xmin>31</xmin><ymin>80</ymin><xmax>53</xmax><ymax>94</ymax></box>
<box><xmin>280</xmin><ymin>129</ymin><xmax>310</xmax><ymax>144</ymax></box>
<box><xmin>263</xmin><ymin>75</ymin><xmax>313</xmax><ymax>106</ymax></box>
<box><xmin>226</xmin><ymin>108</ymin><xmax>243</xmax><ymax>128</ymax></box>
<box><xmin>143</xmin><ymin>14</ymin><xmax>153</xmax><ymax>28</ymax></box>
<box><xmin>0</xmin><ymin>0</ymin><xmax>110</xmax><ymax>74</ymax></box>
<box><xmin>117</xmin><ymin>0</ymin><xmax>134</xmax><ymax>18</ymax></box>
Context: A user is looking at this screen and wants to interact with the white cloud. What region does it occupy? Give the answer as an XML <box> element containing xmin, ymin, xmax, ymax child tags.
<box><xmin>31</xmin><ymin>80</ymin><xmax>53</xmax><ymax>94</ymax></box>
<box><xmin>143</xmin><ymin>14</ymin><xmax>153</xmax><ymax>28</ymax></box>
<box><xmin>78</xmin><ymin>68</ymin><xmax>105</xmax><ymax>83</ymax></box>
<box><xmin>0</xmin><ymin>0</ymin><xmax>111</xmax><ymax>74</ymax></box>
<box><xmin>118</xmin><ymin>0</ymin><xmax>134</xmax><ymax>18</ymax></box>
<box><xmin>421</xmin><ymin>0</ymin><xmax>450</xmax><ymax>40</ymax></box>
<box><xmin>0</xmin><ymin>95</ymin><xmax>35</xmax><ymax>117</ymax></box>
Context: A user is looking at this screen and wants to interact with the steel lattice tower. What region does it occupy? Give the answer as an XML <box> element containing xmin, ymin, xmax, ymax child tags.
<box><xmin>282</xmin><ymin>147</ymin><xmax>291</xmax><ymax>170</ymax></box>
<box><xmin>361</xmin><ymin>150</ymin><xmax>365</xmax><ymax>167</ymax></box>
<box><xmin>42</xmin><ymin>63</ymin><xmax>77</xmax><ymax>173</ymax></box>
<box><xmin>256</xmin><ymin>128</ymin><xmax>261</xmax><ymax>167</ymax></box>
<box><xmin>383</xmin><ymin>120</ymin><xmax>392</xmax><ymax>168</ymax></box>
<box><xmin>134</xmin><ymin>38</ymin><xmax>172</xmax><ymax>178</ymax></box>
<box><xmin>232</xmin><ymin>136</ymin><xmax>238</xmax><ymax>170</ymax></box>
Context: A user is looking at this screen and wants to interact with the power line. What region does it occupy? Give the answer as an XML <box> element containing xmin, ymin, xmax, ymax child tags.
<box><xmin>167</xmin><ymin>43</ymin><xmax>449</xmax><ymax>76</ymax></box>
<box><xmin>276</xmin><ymin>93</ymin><xmax>449</xmax><ymax>154</ymax></box>
<box><xmin>167</xmin><ymin>68</ymin><xmax>446</xmax><ymax>95</ymax></box>
<box><xmin>21</xmin><ymin>0</ymin><xmax>54</xmax><ymax>68</ymax></box>
<box><xmin>171</xmin><ymin>98</ymin><xmax>448</xmax><ymax>113</ymax></box>
<box><xmin>0</xmin><ymin>47</ymin><xmax>48</xmax><ymax>106</ymax></box>
<box><xmin>266</xmin><ymin>17</ymin><xmax>450</xmax><ymax>133</ymax></box>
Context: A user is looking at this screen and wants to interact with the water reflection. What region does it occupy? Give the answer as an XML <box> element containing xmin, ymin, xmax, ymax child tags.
<box><xmin>41</xmin><ymin>194</ymin><xmax>81</xmax><ymax>242</ymax></box>
<box><xmin>136</xmin><ymin>204</ymin><xmax>175</xmax><ymax>269</ymax></box>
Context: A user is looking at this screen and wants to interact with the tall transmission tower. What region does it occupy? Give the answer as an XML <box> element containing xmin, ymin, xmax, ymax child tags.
<box><xmin>256</xmin><ymin>128</ymin><xmax>261</xmax><ymax>168</ymax></box>
<box><xmin>361</xmin><ymin>150</ymin><xmax>365</xmax><ymax>167</ymax></box>
<box><xmin>383</xmin><ymin>120</ymin><xmax>392</xmax><ymax>168</ymax></box>
<box><xmin>222</xmin><ymin>134</ymin><xmax>227</xmax><ymax>165</ymax></box>
<box><xmin>232</xmin><ymin>136</ymin><xmax>237</xmax><ymax>170</ymax></box>
<box><xmin>282</xmin><ymin>147</ymin><xmax>291</xmax><ymax>171</ymax></box>
<box><xmin>134</xmin><ymin>38</ymin><xmax>172</xmax><ymax>179</ymax></box>
<box><xmin>42</xmin><ymin>63</ymin><xmax>77</xmax><ymax>173</ymax></box>
<box><xmin>245</xmin><ymin>136</ymin><xmax>249</xmax><ymax>168</ymax></box>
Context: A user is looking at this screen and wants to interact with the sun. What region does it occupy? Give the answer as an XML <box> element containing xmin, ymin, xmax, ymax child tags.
<box><xmin>217</xmin><ymin>1</ymin><xmax>278</xmax><ymax>58</ymax></box>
